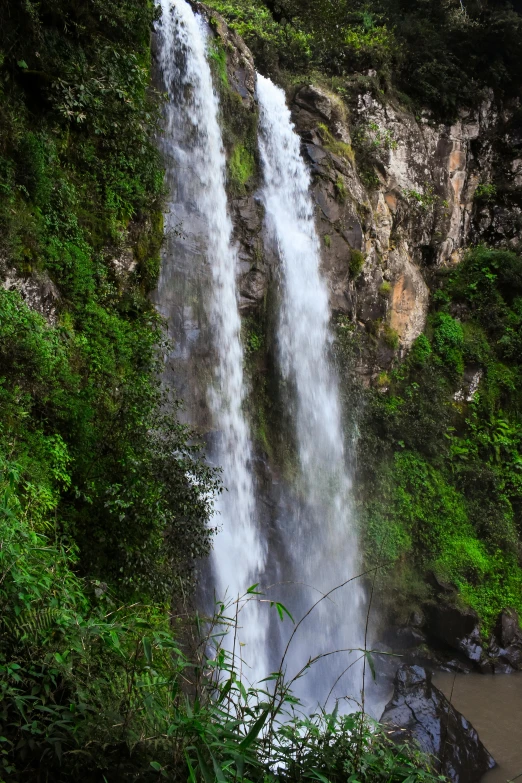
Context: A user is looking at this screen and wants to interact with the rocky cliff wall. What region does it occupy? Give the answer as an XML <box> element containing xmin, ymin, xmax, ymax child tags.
<box><xmin>191</xmin><ymin>5</ymin><xmax>521</xmax><ymax>389</ymax></box>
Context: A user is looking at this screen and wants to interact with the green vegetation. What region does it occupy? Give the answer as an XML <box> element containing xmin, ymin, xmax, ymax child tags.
<box><xmin>317</xmin><ymin>123</ymin><xmax>354</xmax><ymax>162</ymax></box>
<box><xmin>228</xmin><ymin>143</ymin><xmax>256</xmax><ymax>193</ymax></box>
<box><xmin>0</xmin><ymin>1</ymin><xmax>223</xmax><ymax>777</ymax></box>
<box><xmin>205</xmin><ymin>0</ymin><xmax>522</xmax><ymax>119</ymax></box>
<box><xmin>2</xmin><ymin>0</ymin><xmax>519</xmax><ymax>775</ymax></box>
<box><xmin>349</xmin><ymin>249</ymin><xmax>365</xmax><ymax>279</ymax></box>
<box><xmin>358</xmin><ymin>246</ymin><xmax>522</xmax><ymax>629</ymax></box>
<box><xmin>334</xmin><ymin>175</ymin><xmax>348</xmax><ymax>203</ymax></box>
<box><xmin>474</xmin><ymin>183</ymin><xmax>498</xmax><ymax>203</ymax></box>
<box><xmin>198</xmin><ymin>0</ymin><xmax>313</xmax><ymax>74</ymax></box>
<box><xmin>210</xmin><ymin>39</ymin><xmax>260</xmax><ymax>197</ymax></box>
<box><xmin>382</xmin><ymin>324</ymin><xmax>400</xmax><ymax>350</ymax></box>
<box><xmin>209</xmin><ymin>38</ymin><xmax>230</xmax><ymax>88</ymax></box>
<box><xmin>403</xmin><ymin>187</ymin><xmax>437</xmax><ymax>212</ymax></box>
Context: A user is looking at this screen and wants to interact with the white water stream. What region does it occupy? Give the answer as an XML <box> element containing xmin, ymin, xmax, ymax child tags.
<box><xmin>156</xmin><ymin>0</ymin><xmax>268</xmax><ymax>681</ymax></box>
<box><xmin>257</xmin><ymin>75</ymin><xmax>366</xmax><ymax>707</ymax></box>
<box><xmin>156</xmin><ymin>0</ymin><xmax>367</xmax><ymax>707</ymax></box>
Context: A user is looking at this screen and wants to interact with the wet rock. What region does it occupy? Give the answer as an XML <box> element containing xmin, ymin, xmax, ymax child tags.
<box><xmin>293</xmin><ymin>85</ymin><xmax>351</xmax><ymax>144</ymax></box>
<box><xmin>235</xmin><ymin>197</ymin><xmax>263</xmax><ymax>233</ymax></box>
<box><xmin>192</xmin><ymin>2</ymin><xmax>256</xmax><ymax>106</ymax></box>
<box><xmin>381</xmin><ymin>665</ymin><xmax>496</xmax><ymax>782</ymax></box>
<box><xmin>305</xmin><ymin>143</ymin><xmax>328</xmax><ymax>166</ymax></box>
<box><xmin>495</xmin><ymin>608</ymin><xmax>522</xmax><ymax>647</ymax></box>
<box><xmin>239</xmin><ymin>268</ymin><xmax>267</xmax><ymax>309</ymax></box>
<box><xmin>192</xmin><ymin>5</ymin><xmax>522</xmax><ymax>383</ymax></box>
<box><xmin>492</xmin><ymin>609</ymin><xmax>522</xmax><ymax>670</ymax></box>
<box><xmin>426</xmin><ymin>571</ymin><xmax>458</xmax><ymax>596</ymax></box>
<box><xmin>423</xmin><ymin>602</ymin><xmax>485</xmax><ymax>666</ymax></box>
<box><xmin>295</xmin><ymin>84</ymin><xmax>338</xmax><ymax>122</ymax></box>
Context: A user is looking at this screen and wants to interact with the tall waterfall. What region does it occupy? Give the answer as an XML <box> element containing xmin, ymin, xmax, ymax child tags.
<box><xmin>155</xmin><ymin>0</ymin><xmax>267</xmax><ymax>680</ymax></box>
<box><xmin>257</xmin><ymin>75</ymin><xmax>366</xmax><ymax>707</ymax></box>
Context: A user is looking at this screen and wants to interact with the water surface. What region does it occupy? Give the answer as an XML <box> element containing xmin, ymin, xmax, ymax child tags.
<box><xmin>434</xmin><ymin>672</ymin><xmax>522</xmax><ymax>782</ymax></box>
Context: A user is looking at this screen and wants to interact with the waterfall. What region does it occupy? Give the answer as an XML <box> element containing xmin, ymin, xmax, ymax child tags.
<box><xmin>256</xmin><ymin>74</ymin><xmax>366</xmax><ymax>708</ymax></box>
<box><xmin>155</xmin><ymin>0</ymin><xmax>268</xmax><ymax>681</ymax></box>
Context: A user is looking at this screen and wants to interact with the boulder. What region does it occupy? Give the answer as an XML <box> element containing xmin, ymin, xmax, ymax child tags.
<box><xmin>2</xmin><ymin>268</ymin><xmax>60</xmax><ymax>325</ymax></box>
<box><xmin>381</xmin><ymin>665</ymin><xmax>495</xmax><ymax>783</ymax></box>
<box><xmin>493</xmin><ymin>609</ymin><xmax>522</xmax><ymax>670</ymax></box>
<box><xmin>423</xmin><ymin>602</ymin><xmax>485</xmax><ymax>666</ymax></box>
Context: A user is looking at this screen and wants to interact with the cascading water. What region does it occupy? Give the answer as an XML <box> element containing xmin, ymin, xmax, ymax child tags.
<box><xmin>257</xmin><ymin>74</ymin><xmax>366</xmax><ymax>708</ymax></box>
<box><xmin>155</xmin><ymin>0</ymin><xmax>268</xmax><ymax>681</ymax></box>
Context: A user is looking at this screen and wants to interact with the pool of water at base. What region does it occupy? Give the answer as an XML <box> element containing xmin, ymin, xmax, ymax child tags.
<box><xmin>434</xmin><ymin>672</ymin><xmax>522</xmax><ymax>783</ymax></box>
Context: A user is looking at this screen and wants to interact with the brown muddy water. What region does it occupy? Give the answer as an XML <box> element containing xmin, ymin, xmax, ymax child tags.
<box><xmin>434</xmin><ymin>673</ymin><xmax>522</xmax><ymax>782</ymax></box>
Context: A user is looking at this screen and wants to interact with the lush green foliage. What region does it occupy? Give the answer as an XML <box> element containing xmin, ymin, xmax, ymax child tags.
<box><xmin>357</xmin><ymin>246</ymin><xmax>522</xmax><ymax>628</ymax></box>
<box><xmin>0</xmin><ymin>535</ymin><xmax>443</xmax><ymax>782</ymax></box>
<box><xmin>0</xmin><ymin>0</ymin><xmax>501</xmax><ymax>777</ymax></box>
<box><xmin>204</xmin><ymin>0</ymin><xmax>522</xmax><ymax>118</ymax></box>
<box><xmin>0</xmin><ymin>0</ymin><xmax>220</xmax><ymax>596</ymax></box>
<box><xmin>0</xmin><ymin>2</ymin><xmax>227</xmax><ymax>777</ymax></box>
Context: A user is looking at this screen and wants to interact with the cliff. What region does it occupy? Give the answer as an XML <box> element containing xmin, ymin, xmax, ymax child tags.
<box><xmin>187</xmin><ymin>2</ymin><xmax>522</xmax><ymax>655</ymax></box>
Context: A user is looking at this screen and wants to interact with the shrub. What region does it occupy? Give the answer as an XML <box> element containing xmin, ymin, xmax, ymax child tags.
<box><xmin>350</xmin><ymin>249</ymin><xmax>365</xmax><ymax>278</ymax></box>
<box><xmin>431</xmin><ymin>312</ymin><xmax>464</xmax><ymax>377</ymax></box>
<box><xmin>379</xmin><ymin>280</ymin><xmax>392</xmax><ymax>297</ymax></box>
<box><xmin>383</xmin><ymin>323</ymin><xmax>400</xmax><ymax>349</ymax></box>
<box><xmin>409</xmin><ymin>334</ymin><xmax>432</xmax><ymax>367</ymax></box>
<box><xmin>474</xmin><ymin>183</ymin><xmax>497</xmax><ymax>203</ymax></box>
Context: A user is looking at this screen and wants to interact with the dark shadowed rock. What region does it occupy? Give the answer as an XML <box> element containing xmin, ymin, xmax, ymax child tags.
<box><xmin>492</xmin><ymin>609</ymin><xmax>522</xmax><ymax>670</ymax></box>
<box><xmin>381</xmin><ymin>665</ymin><xmax>495</xmax><ymax>783</ymax></box>
<box><xmin>423</xmin><ymin>602</ymin><xmax>485</xmax><ymax>666</ymax></box>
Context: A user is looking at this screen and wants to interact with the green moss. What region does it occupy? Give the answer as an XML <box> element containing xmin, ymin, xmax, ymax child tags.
<box><xmin>228</xmin><ymin>143</ymin><xmax>256</xmax><ymax>194</ymax></box>
<box><xmin>324</xmin><ymin>233</ymin><xmax>331</xmax><ymax>248</ymax></box>
<box><xmin>318</xmin><ymin>122</ymin><xmax>355</xmax><ymax>162</ymax></box>
<box><xmin>379</xmin><ymin>280</ymin><xmax>392</xmax><ymax>297</ymax></box>
<box><xmin>334</xmin><ymin>174</ymin><xmax>348</xmax><ymax>202</ymax></box>
<box><xmin>208</xmin><ymin>38</ymin><xmax>229</xmax><ymax>88</ymax></box>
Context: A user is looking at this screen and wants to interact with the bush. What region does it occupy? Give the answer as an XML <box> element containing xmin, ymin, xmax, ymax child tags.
<box><xmin>206</xmin><ymin>0</ymin><xmax>522</xmax><ymax>119</ymax></box>
<box><xmin>474</xmin><ymin>183</ymin><xmax>497</xmax><ymax>203</ymax></box>
<box><xmin>349</xmin><ymin>249</ymin><xmax>365</xmax><ymax>278</ymax></box>
<box><xmin>383</xmin><ymin>323</ymin><xmax>400</xmax><ymax>349</ymax></box>
<box><xmin>0</xmin><ymin>555</ymin><xmax>443</xmax><ymax>780</ymax></box>
<box><xmin>431</xmin><ymin>312</ymin><xmax>464</xmax><ymax>377</ymax></box>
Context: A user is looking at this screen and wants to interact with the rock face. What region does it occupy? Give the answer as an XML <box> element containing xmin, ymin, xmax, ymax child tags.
<box><xmin>489</xmin><ymin>609</ymin><xmax>522</xmax><ymax>671</ymax></box>
<box><xmin>164</xmin><ymin>5</ymin><xmax>522</xmax><ymax>391</ymax></box>
<box><xmin>285</xmin><ymin>86</ymin><xmax>510</xmax><ymax>382</ymax></box>
<box><xmin>423</xmin><ymin>602</ymin><xmax>485</xmax><ymax>667</ymax></box>
<box><xmin>1</xmin><ymin>265</ymin><xmax>60</xmax><ymax>325</ymax></box>
<box><xmin>381</xmin><ymin>665</ymin><xmax>496</xmax><ymax>783</ymax></box>
<box><xmin>381</xmin><ymin>593</ymin><xmax>522</xmax><ymax>674</ymax></box>
<box><xmin>224</xmin><ymin>63</ymin><xmax>519</xmax><ymax>381</ymax></box>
